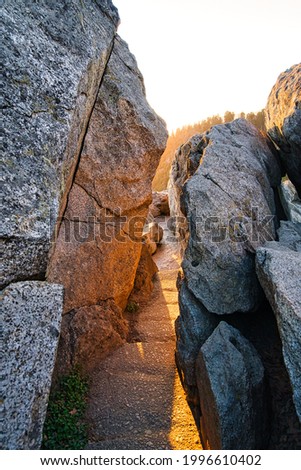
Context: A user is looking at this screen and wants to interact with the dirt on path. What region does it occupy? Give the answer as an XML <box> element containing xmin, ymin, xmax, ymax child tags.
<box><xmin>85</xmin><ymin>225</ymin><xmax>202</xmax><ymax>450</ymax></box>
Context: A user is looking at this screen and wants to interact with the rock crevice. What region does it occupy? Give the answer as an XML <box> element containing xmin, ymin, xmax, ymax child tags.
<box><xmin>57</xmin><ymin>33</ymin><xmax>117</xmax><ymax>237</ymax></box>
<box><xmin>2</xmin><ymin>0</ymin><xmax>120</xmax><ymax>289</ymax></box>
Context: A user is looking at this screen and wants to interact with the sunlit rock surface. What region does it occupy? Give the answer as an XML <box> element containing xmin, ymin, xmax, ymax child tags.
<box><xmin>149</xmin><ymin>191</ymin><xmax>170</xmax><ymax>219</ymax></box>
<box><xmin>54</xmin><ymin>301</ymin><xmax>128</xmax><ymax>375</ymax></box>
<box><xmin>265</xmin><ymin>64</ymin><xmax>301</xmax><ymax>197</ymax></box>
<box><xmin>129</xmin><ymin>244</ymin><xmax>158</xmax><ymax>304</ymax></box>
<box><xmin>48</xmin><ymin>34</ymin><xmax>167</xmax><ymax>372</ymax></box>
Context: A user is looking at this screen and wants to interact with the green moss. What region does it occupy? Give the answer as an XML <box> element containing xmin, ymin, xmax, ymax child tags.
<box><xmin>4</xmin><ymin>157</ymin><xmax>16</xmax><ymax>168</ymax></box>
<box><xmin>31</xmin><ymin>95</ymin><xmax>68</xmax><ymax>124</ymax></box>
<box><xmin>25</xmin><ymin>148</ymin><xmax>34</xmax><ymax>157</ymax></box>
<box><xmin>53</xmin><ymin>114</ymin><xmax>67</xmax><ymax>124</ymax></box>
<box><xmin>126</xmin><ymin>300</ymin><xmax>140</xmax><ymax>313</ymax></box>
<box><xmin>13</xmin><ymin>75</ymin><xmax>31</xmax><ymax>86</ymax></box>
<box><xmin>105</xmin><ymin>67</ymin><xmax>122</xmax><ymax>83</ymax></box>
<box><xmin>42</xmin><ymin>367</ymin><xmax>89</xmax><ymax>450</ymax></box>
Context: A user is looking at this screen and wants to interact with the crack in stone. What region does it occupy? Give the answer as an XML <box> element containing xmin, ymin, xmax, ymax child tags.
<box><xmin>74</xmin><ymin>181</ymin><xmax>120</xmax><ymax>218</ymax></box>
<box><xmin>202</xmin><ymin>172</ymin><xmax>234</xmax><ymax>201</ymax></box>
<box><xmin>54</xmin><ymin>33</ymin><xmax>118</xmax><ymax>236</ymax></box>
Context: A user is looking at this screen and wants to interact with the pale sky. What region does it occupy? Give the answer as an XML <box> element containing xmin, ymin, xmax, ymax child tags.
<box><xmin>113</xmin><ymin>0</ymin><xmax>300</xmax><ymax>132</ymax></box>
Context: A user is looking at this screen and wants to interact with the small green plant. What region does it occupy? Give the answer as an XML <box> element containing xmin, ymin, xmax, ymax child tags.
<box><xmin>42</xmin><ymin>367</ymin><xmax>88</xmax><ymax>449</ymax></box>
<box><xmin>126</xmin><ymin>300</ymin><xmax>139</xmax><ymax>313</ymax></box>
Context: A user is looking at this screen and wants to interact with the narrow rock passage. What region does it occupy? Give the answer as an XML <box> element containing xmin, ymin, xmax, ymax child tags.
<box><xmin>85</xmin><ymin>221</ymin><xmax>202</xmax><ymax>450</ymax></box>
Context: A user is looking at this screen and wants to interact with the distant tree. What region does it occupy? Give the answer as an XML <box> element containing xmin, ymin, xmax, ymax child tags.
<box><xmin>224</xmin><ymin>111</ymin><xmax>235</xmax><ymax>123</ymax></box>
<box><xmin>254</xmin><ymin>109</ymin><xmax>265</xmax><ymax>130</ymax></box>
<box><xmin>152</xmin><ymin>113</ymin><xmax>222</xmax><ymax>190</ymax></box>
<box><xmin>246</xmin><ymin>112</ymin><xmax>256</xmax><ymax>123</ymax></box>
<box><xmin>246</xmin><ymin>110</ymin><xmax>265</xmax><ymax>131</ymax></box>
<box><xmin>205</xmin><ymin>115</ymin><xmax>223</xmax><ymax>128</ymax></box>
<box><xmin>152</xmin><ymin>108</ymin><xmax>266</xmax><ymax>191</ymax></box>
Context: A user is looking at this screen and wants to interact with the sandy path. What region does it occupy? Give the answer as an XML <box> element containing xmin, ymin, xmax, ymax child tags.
<box><xmin>85</xmin><ymin>224</ymin><xmax>202</xmax><ymax>450</ymax></box>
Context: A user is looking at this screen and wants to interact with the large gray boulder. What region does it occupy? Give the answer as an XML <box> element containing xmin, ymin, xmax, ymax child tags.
<box><xmin>196</xmin><ymin>322</ymin><xmax>268</xmax><ymax>449</ymax></box>
<box><xmin>175</xmin><ymin>281</ymin><xmax>218</xmax><ymax>399</ymax></box>
<box><xmin>1</xmin><ymin>282</ymin><xmax>63</xmax><ymax>449</ymax></box>
<box><xmin>1</xmin><ymin>0</ymin><xmax>119</xmax><ymax>288</ymax></box>
<box><xmin>256</xmin><ymin>238</ymin><xmax>301</xmax><ymax>421</ymax></box>
<box><xmin>171</xmin><ymin>119</ymin><xmax>281</xmax><ymax>314</ymax></box>
<box><xmin>265</xmin><ymin>64</ymin><xmax>301</xmax><ymax>197</ymax></box>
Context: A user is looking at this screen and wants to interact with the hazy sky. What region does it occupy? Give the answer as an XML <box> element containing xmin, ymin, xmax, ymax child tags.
<box><xmin>113</xmin><ymin>0</ymin><xmax>300</xmax><ymax>132</ymax></box>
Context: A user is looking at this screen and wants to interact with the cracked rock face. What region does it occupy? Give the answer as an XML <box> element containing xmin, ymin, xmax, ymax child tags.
<box><xmin>265</xmin><ymin>64</ymin><xmax>301</xmax><ymax>197</ymax></box>
<box><xmin>48</xmin><ymin>35</ymin><xmax>167</xmax><ymax>371</ymax></box>
<box><xmin>1</xmin><ymin>0</ymin><xmax>119</xmax><ymax>288</ymax></box>
<box><xmin>256</xmin><ymin>224</ymin><xmax>301</xmax><ymax>421</ymax></box>
<box><xmin>170</xmin><ymin>119</ymin><xmax>281</xmax><ymax>314</ymax></box>
<box><xmin>3</xmin><ymin>0</ymin><xmax>167</xmax><ymax>444</ymax></box>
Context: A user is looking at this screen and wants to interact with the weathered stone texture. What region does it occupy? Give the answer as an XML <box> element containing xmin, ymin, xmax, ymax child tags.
<box><xmin>169</xmin><ymin>134</ymin><xmax>203</xmax><ymax>253</ymax></box>
<box><xmin>277</xmin><ymin>220</ymin><xmax>301</xmax><ymax>252</ymax></box>
<box><xmin>2</xmin><ymin>0</ymin><xmax>167</xmax><ymax>449</ymax></box>
<box><xmin>1</xmin><ymin>282</ymin><xmax>63</xmax><ymax>449</ymax></box>
<box><xmin>47</xmin><ymin>183</ymin><xmax>144</xmax><ymax>314</ymax></box>
<box><xmin>196</xmin><ymin>322</ymin><xmax>268</xmax><ymax>449</ymax></box>
<box><xmin>173</xmin><ymin>119</ymin><xmax>281</xmax><ymax>314</ymax></box>
<box><xmin>175</xmin><ymin>281</ymin><xmax>218</xmax><ymax>397</ymax></box>
<box><xmin>74</xmin><ymin>34</ymin><xmax>167</xmax><ymax>214</ymax></box>
<box><xmin>48</xmin><ymin>35</ymin><xmax>167</xmax><ymax>318</ymax></box>
<box><xmin>279</xmin><ymin>180</ymin><xmax>301</xmax><ymax>223</ymax></box>
<box><xmin>256</xmin><ymin>242</ymin><xmax>301</xmax><ymax>421</ymax></box>
<box><xmin>265</xmin><ymin>64</ymin><xmax>301</xmax><ymax>196</ymax></box>
<box><xmin>148</xmin><ymin>191</ymin><xmax>170</xmax><ymax>220</ymax></box>
<box><xmin>144</xmin><ymin>221</ymin><xmax>164</xmax><ymax>244</ymax></box>
<box><xmin>129</xmin><ymin>244</ymin><xmax>158</xmax><ymax>304</ymax></box>
<box><xmin>1</xmin><ymin>0</ymin><xmax>119</xmax><ymax>288</ymax></box>
<box><xmin>54</xmin><ymin>301</ymin><xmax>127</xmax><ymax>375</ymax></box>
<box><xmin>172</xmin><ymin>65</ymin><xmax>301</xmax><ymax>448</ymax></box>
